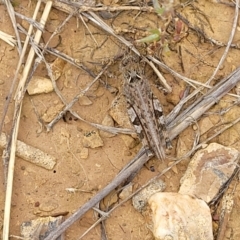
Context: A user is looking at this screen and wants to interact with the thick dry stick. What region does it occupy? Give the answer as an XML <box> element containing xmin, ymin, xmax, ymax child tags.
<box><xmin>2</xmin><ymin>2</ymin><xmax>52</xmax><ymax>239</ymax></box>
<box><xmin>0</xmin><ymin>0</ymin><xmax>42</xmax><ymax>137</ymax></box>
<box><xmin>44</xmin><ymin>68</ymin><xmax>240</xmax><ymax>240</ymax></box>
<box><xmin>167</xmin><ymin>67</ymin><xmax>240</xmax><ymax>138</ymax></box>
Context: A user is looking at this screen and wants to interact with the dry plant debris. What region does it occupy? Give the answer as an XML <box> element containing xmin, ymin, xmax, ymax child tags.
<box><xmin>0</xmin><ymin>0</ymin><xmax>240</xmax><ymax>239</ymax></box>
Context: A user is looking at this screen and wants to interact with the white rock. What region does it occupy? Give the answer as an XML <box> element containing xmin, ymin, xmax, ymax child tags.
<box><xmin>80</xmin><ymin>147</ymin><xmax>89</xmax><ymax>159</ymax></box>
<box><xmin>148</xmin><ymin>192</ymin><xmax>213</xmax><ymax>240</ymax></box>
<box><xmin>132</xmin><ymin>179</ymin><xmax>165</xmax><ymax>212</ymax></box>
<box><xmin>27</xmin><ymin>76</ymin><xmax>53</xmax><ymax>95</ymax></box>
<box><xmin>78</xmin><ymin>95</ymin><xmax>93</xmax><ymax>106</ymax></box>
<box><xmin>119</xmin><ymin>184</ymin><xmax>133</xmax><ymax>200</ymax></box>
<box><xmin>179</xmin><ymin>143</ymin><xmax>239</xmax><ymax>202</ymax></box>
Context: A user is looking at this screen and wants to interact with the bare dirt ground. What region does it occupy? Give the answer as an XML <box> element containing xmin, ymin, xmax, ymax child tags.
<box><xmin>1</xmin><ymin>0</ymin><xmax>240</xmax><ymax>239</ymax></box>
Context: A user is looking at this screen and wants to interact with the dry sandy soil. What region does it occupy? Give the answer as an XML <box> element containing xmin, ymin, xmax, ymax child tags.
<box><xmin>1</xmin><ymin>0</ymin><xmax>240</xmax><ymax>239</ymax></box>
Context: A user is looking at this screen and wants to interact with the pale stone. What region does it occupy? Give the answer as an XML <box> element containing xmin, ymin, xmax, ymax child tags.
<box><xmin>176</xmin><ymin>136</ymin><xmax>190</xmax><ymax>159</ymax></box>
<box><xmin>179</xmin><ymin>143</ymin><xmax>239</xmax><ymax>202</ymax></box>
<box><xmin>218</xmin><ymin>127</ymin><xmax>240</xmax><ymax>146</ymax></box>
<box><xmin>192</xmin><ymin>124</ymin><xmax>198</xmax><ymax>130</ymax></box>
<box><xmin>226</xmin><ymin>57</ymin><xmax>232</xmax><ymax>63</ymax></box>
<box><xmin>42</xmin><ymin>104</ymin><xmax>64</xmax><ymax>123</ymax></box>
<box><xmin>168</xmin><ymin>161</ymin><xmax>178</xmax><ymax>174</ymax></box>
<box><xmin>119</xmin><ymin>184</ymin><xmax>133</xmax><ymax>200</ymax></box>
<box><xmin>78</xmin><ymin>95</ymin><xmax>93</xmax><ymax>106</ymax></box>
<box><xmin>21</xmin><ymin>216</ymin><xmax>63</xmax><ymax>239</ymax></box>
<box><xmin>27</xmin><ymin>76</ymin><xmax>53</xmax><ymax>95</ymax></box>
<box><xmin>50</xmin><ymin>57</ymin><xmax>66</xmax><ymax>81</ymax></box>
<box><xmin>109</xmin><ymin>95</ymin><xmax>133</xmax><ymax>129</ymax></box>
<box><xmin>132</xmin><ymin>179</ymin><xmax>165</xmax><ymax>212</ymax></box>
<box><xmin>80</xmin><ymin>147</ymin><xmax>89</xmax><ymax>159</ymax></box>
<box><xmin>199</xmin><ymin>117</ymin><xmax>214</xmax><ymax>135</ymax></box>
<box><xmin>99</xmin><ymin>114</ymin><xmax>116</xmax><ymax>138</ymax></box>
<box><xmin>100</xmin><ymin>190</ymin><xmax>118</xmax><ymax>210</ymax></box>
<box><xmin>148</xmin><ymin>192</ymin><xmax>213</xmax><ymax>240</ymax></box>
<box><xmin>82</xmin><ymin>130</ymin><xmax>104</xmax><ymax>148</ymax></box>
<box><xmin>39</xmin><ymin>200</ymin><xmax>58</xmax><ymax>212</ymax></box>
<box><xmin>120</xmin><ymin>134</ymin><xmax>138</xmax><ymax>149</ymax></box>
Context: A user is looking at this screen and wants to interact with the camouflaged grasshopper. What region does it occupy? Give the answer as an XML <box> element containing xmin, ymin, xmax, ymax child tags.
<box><xmin>121</xmin><ymin>54</ymin><xmax>171</xmax><ymax>160</ymax></box>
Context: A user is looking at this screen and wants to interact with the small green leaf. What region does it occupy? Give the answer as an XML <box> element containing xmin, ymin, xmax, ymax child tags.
<box><xmin>156</xmin><ymin>7</ymin><xmax>165</xmax><ymax>15</ymax></box>
<box><xmin>136</xmin><ymin>33</ymin><xmax>160</xmax><ymax>43</ymax></box>
<box><xmin>152</xmin><ymin>0</ymin><xmax>165</xmax><ymax>15</ymax></box>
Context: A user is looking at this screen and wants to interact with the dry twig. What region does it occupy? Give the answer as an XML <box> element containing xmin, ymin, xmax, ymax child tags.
<box><xmin>2</xmin><ymin>2</ymin><xmax>52</xmax><ymax>239</ymax></box>
<box><xmin>3</xmin><ymin>0</ymin><xmax>22</xmax><ymax>54</ymax></box>
<box><xmin>0</xmin><ymin>0</ymin><xmax>42</xmax><ymax>137</ymax></box>
<box><xmin>0</xmin><ymin>30</ymin><xmax>16</xmax><ymax>46</ymax></box>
